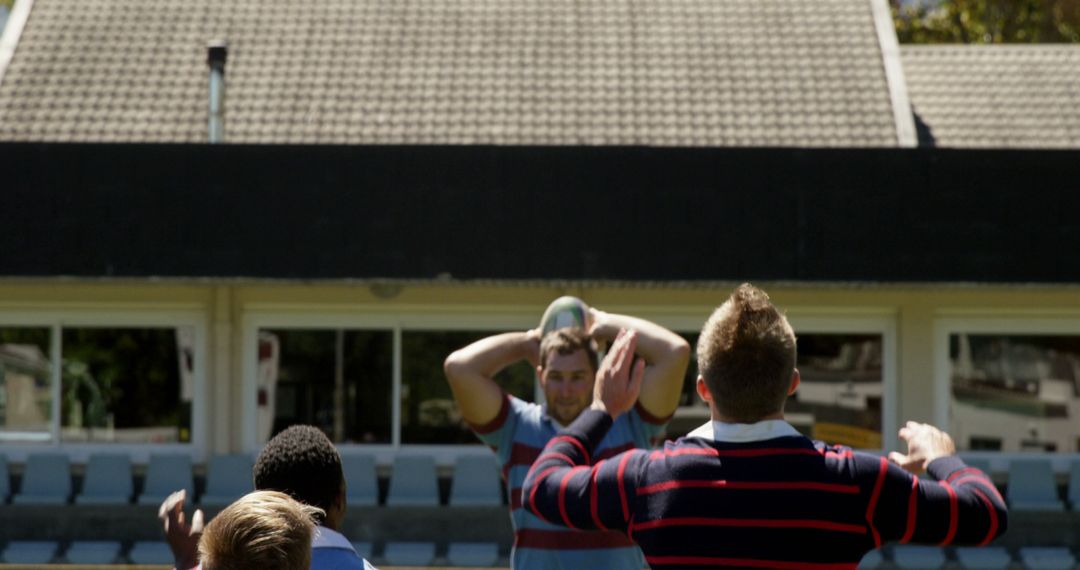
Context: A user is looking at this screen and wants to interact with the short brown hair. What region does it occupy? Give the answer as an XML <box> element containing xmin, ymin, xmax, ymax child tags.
<box><xmin>539</xmin><ymin>327</ymin><xmax>598</xmax><ymax>372</ymax></box>
<box><xmin>198</xmin><ymin>490</ymin><xmax>322</xmax><ymax>570</ymax></box>
<box><xmin>697</xmin><ymin>283</ymin><xmax>797</xmax><ymax>422</ymax></box>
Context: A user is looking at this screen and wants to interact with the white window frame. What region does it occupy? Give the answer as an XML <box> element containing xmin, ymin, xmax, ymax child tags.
<box><xmin>242</xmin><ymin>308</ymin><xmax>537</xmax><ymax>465</ymax></box>
<box><xmin>935</xmin><ymin>316</ymin><xmax>1080</xmax><ymax>472</ymax></box>
<box><xmin>0</xmin><ymin>309</ymin><xmax>209</xmax><ymax>463</ymax></box>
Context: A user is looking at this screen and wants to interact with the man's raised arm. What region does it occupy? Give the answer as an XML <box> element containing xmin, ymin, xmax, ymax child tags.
<box><xmin>868</xmin><ymin>422</ymin><xmax>1008</xmax><ymax>547</ymax></box>
<box><xmin>588</xmin><ymin>309</ymin><xmax>689</xmax><ymax>421</ymax></box>
<box><xmin>443</xmin><ymin>330</ymin><xmax>540</xmax><ymax>426</ymax></box>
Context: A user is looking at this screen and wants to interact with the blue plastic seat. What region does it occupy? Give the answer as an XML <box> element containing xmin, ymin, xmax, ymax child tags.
<box><xmin>0</xmin><ymin>454</ymin><xmax>10</xmax><ymax>503</ymax></box>
<box><xmin>1019</xmin><ymin>547</ymin><xmax>1076</xmax><ymax>570</ymax></box>
<box><xmin>383</xmin><ymin>542</ymin><xmax>436</xmax><ymax>567</ymax></box>
<box><xmin>857</xmin><ymin>550</ymin><xmax>884</xmax><ymax>570</ymax></box>
<box><xmin>76</xmin><ymin>453</ymin><xmax>133</xmax><ymax>504</ymax></box>
<box><xmin>200</xmin><ymin>454</ymin><xmax>253</xmax><ymax>508</ymax></box>
<box><xmin>65</xmin><ymin>541</ymin><xmax>122</xmax><ymax>564</ymax></box>
<box><xmin>892</xmin><ymin>546</ymin><xmax>947</xmax><ymax>569</ymax></box>
<box><xmin>955</xmin><ymin>546</ymin><xmax>1011</xmax><ymax>570</ymax></box>
<box><xmin>12</xmin><ymin>453</ymin><xmax>70</xmax><ymax>504</ymax></box>
<box><xmin>450</xmin><ymin>454</ymin><xmax>502</xmax><ymax>506</ymax></box>
<box><xmin>448</xmin><ymin>542</ymin><xmax>499</xmax><ymax>567</ymax></box>
<box><xmin>1007</xmin><ymin>459</ymin><xmax>1064</xmax><ymax>511</ymax></box>
<box><xmin>128</xmin><ymin>541</ymin><xmax>175</xmax><ymax>565</ymax></box>
<box><xmin>350</xmin><ymin>542</ymin><xmax>373</xmax><ymax>560</ymax></box>
<box><xmin>1066</xmin><ymin>459</ymin><xmax>1080</xmax><ymax>509</ymax></box>
<box><xmin>342</xmin><ymin>454</ymin><xmax>378</xmax><ymax>506</ymax></box>
<box><xmin>2</xmin><ymin>541</ymin><xmax>58</xmax><ymax>564</ymax></box>
<box><xmin>386</xmin><ymin>455</ymin><xmax>438</xmax><ymax>507</ymax></box>
<box><xmin>138</xmin><ymin>454</ymin><xmax>194</xmax><ymax>506</ymax></box>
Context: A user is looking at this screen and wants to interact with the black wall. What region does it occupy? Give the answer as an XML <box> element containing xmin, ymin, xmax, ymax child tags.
<box><xmin>3</xmin><ymin>143</ymin><xmax>1078</xmax><ymax>282</ymax></box>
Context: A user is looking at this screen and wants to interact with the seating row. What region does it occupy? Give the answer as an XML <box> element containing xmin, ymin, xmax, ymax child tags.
<box><xmin>0</xmin><ymin>540</ymin><xmax>503</xmax><ymax>567</ymax></box>
<box><xmin>963</xmin><ymin>458</ymin><xmax>1080</xmax><ymax>512</ymax></box>
<box><xmin>859</xmin><ymin>546</ymin><xmax>1078</xmax><ymax>570</ymax></box>
<box><xmin>5</xmin><ymin>542</ymin><xmax>1078</xmax><ymax>569</ymax></box>
<box><xmin>0</xmin><ymin>453</ymin><xmax>504</xmax><ymax>508</ymax></box>
<box><xmin>2</xmin><ymin>453</ymin><xmax>1077</xmax><ymax>510</ymax></box>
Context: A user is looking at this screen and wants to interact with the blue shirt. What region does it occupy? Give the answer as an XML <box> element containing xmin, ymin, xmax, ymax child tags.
<box><xmin>311</xmin><ymin>526</ymin><xmax>378</xmax><ymax>570</ymax></box>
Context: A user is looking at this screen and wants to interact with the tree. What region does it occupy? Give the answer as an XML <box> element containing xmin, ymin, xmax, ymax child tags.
<box><xmin>892</xmin><ymin>0</ymin><xmax>1080</xmax><ymax>43</ymax></box>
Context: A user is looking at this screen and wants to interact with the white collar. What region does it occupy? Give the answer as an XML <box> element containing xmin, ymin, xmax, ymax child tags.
<box><xmin>687</xmin><ymin>419</ymin><xmax>802</xmax><ymax>442</ymax></box>
<box><xmin>312</xmin><ymin>525</ymin><xmax>357</xmax><ymax>553</ymax></box>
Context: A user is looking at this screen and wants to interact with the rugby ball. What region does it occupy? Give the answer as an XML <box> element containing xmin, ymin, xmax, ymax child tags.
<box><xmin>539</xmin><ymin>296</ymin><xmax>589</xmax><ymax>335</ymax></box>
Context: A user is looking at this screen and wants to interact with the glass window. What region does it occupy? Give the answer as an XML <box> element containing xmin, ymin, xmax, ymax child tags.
<box><xmin>258</xmin><ymin>329</ymin><xmax>393</xmax><ymax>444</ymax></box>
<box><xmin>61</xmin><ymin>327</ymin><xmax>193</xmax><ymax>443</ymax></box>
<box><xmin>950</xmin><ymin>333</ymin><xmax>1080</xmax><ymax>453</ymax></box>
<box><xmin>401</xmin><ymin>331</ymin><xmax>535</xmax><ymax>444</ymax></box>
<box><xmin>0</xmin><ymin>327</ymin><xmax>53</xmax><ymax>442</ymax></box>
<box><xmin>789</xmin><ymin>334</ymin><xmax>883</xmax><ymax>449</ymax></box>
<box><xmin>669</xmin><ymin>332</ymin><xmax>884</xmax><ymax>449</ymax></box>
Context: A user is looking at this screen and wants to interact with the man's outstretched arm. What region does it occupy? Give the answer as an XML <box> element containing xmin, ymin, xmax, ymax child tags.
<box><xmin>589</xmin><ymin>309</ymin><xmax>690</xmax><ymax>421</ymax></box>
<box><xmin>522</xmin><ymin>329</ymin><xmax>649</xmax><ymax>532</ymax></box>
<box><xmin>443</xmin><ymin>330</ymin><xmax>540</xmax><ymax>426</ymax></box>
<box><xmin>867</xmin><ymin>422</ymin><xmax>1008</xmax><ymax>547</ymax></box>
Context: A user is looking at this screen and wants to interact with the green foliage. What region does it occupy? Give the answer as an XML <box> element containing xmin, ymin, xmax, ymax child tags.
<box><xmin>892</xmin><ymin>0</ymin><xmax>1080</xmax><ymax>43</ymax></box>
<box><xmin>0</xmin><ymin>0</ymin><xmax>13</xmax><ymax>10</ymax></box>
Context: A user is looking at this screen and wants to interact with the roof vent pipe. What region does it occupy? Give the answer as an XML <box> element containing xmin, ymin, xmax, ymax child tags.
<box><xmin>207</xmin><ymin>40</ymin><xmax>228</xmax><ymax>143</ymax></box>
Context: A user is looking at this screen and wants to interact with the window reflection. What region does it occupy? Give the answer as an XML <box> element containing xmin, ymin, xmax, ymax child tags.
<box><xmin>950</xmin><ymin>334</ymin><xmax>1080</xmax><ymax>452</ymax></box>
<box><xmin>258</xmin><ymin>329</ymin><xmax>392</xmax><ymax>444</ymax></box>
<box><xmin>401</xmin><ymin>331</ymin><xmax>534</xmax><ymax>444</ymax></box>
<box><xmin>61</xmin><ymin>327</ymin><xmax>192</xmax><ymax>443</ymax></box>
<box><xmin>670</xmin><ymin>332</ymin><xmax>884</xmax><ymax>449</ymax></box>
<box><xmin>0</xmin><ymin>327</ymin><xmax>52</xmax><ymax>441</ymax></box>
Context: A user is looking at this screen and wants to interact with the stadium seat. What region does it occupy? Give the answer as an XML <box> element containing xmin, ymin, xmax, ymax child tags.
<box><xmin>12</xmin><ymin>453</ymin><xmax>70</xmax><ymax>504</ymax></box>
<box><xmin>350</xmin><ymin>542</ymin><xmax>373</xmax><ymax>560</ymax></box>
<box><xmin>342</xmin><ymin>454</ymin><xmax>378</xmax><ymax>506</ymax></box>
<box><xmin>955</xmin><ymin>547</ymin><xmax>1011</xmax><ymax>570</ymax></box>
<box><xmin>892</xmin><ymin>545</ymin><xmax>947</xmax><ymax>569</ymax></box>
<box><xmin>64</xmin><ymin>541</ymin><xmax>122</xmax><ymax>564</ymax></box>
<box><xmin>2</xmin><ymin>541</ymin><xmax>58</xmax><ymax>564</ymax></box>
<box><xmin>128</xmin><ymin>541</ymin><xmax>175</xmax><ymax>565</ymax></box>
<box><xmin>138</xmin><ymin>454</ymin><xmax>194</xmax><ymax>505</ymax></box>
<box><xmin>76</xmin><ymin>453</ymin><xmax>133</xmax><ymax>504</ymax></box>
<box><xmin>0</xmin><ymin>454</ymin><xmax>10</xmax><ymax>503</ymax></box>
<box><xmin>386</xmin><ymin>455</ymin><xmax>439</xmax><ymax>506</ymax></box>
<box><xmin>1019</xmin><ymin>547</ymin><xmax>1076</xmax><ymax>570</ymax></box>
<box><xmin>1067</xmin><ymin>459</ymin><xmax>1080</xmax><ymax>510</ymax></box>
<box><xmin>383</xmin><ymin>542</ymin><xmax>436</xmax><ymax>567</ymax></box>
<box><xmin>963</xmin><ymin>458</ymin><xmax>992</xmax><ymax>475</ymax></box>
<box><xmin>200</xmin><ymin>454</ymin><xmax>254</xmax><ymax>508</ymax></box>
<box><xmin>857</xmin><ymin>550</ymin><xmax>884</xmax><ymax>570</ymax></box>
<box><xmin>449</xmin><ymin>454</ymin><xmax>502</xmax><ymax>506</ymax></box>
<box><xmin>448</xmin><ymin>542</ymin><xmax>499</xmax><ymax>567</ymax></box>
<box><xmin>1006</xmin><ymin>459</ymin><xmax>1065</xmax><ymax>511</ymax></box>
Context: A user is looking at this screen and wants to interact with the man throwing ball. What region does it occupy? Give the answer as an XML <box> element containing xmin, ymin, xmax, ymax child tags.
<box><xmin>444</xmin><ymin>297</ymin><xmax>689</xmax><ymax>569</ymax></box>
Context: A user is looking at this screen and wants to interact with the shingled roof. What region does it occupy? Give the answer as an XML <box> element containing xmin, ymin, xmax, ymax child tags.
<box><xmin>903</xmin><ymin>45</ymin><xmax>1080</xmax><ymax>149</ymax></box>
<box><xmin>0</xmin><ymin>0</ymin><xmax>905</xmax><ymax>146</ymax></box>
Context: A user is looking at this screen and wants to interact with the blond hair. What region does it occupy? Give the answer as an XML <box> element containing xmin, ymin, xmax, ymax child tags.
<box><xmin>198</xmin><ymin>490</ymin><xmax>323</xmax><ymax>570</ymax></box>
<box><xmin>697</xmin><ymin>283</ymin><xmax>797</xmax><ymax>422</ymax></box>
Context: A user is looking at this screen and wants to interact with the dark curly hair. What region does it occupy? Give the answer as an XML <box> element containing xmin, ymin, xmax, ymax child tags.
<box><xmin>253</xmin><ymin>425</ymin><xmax>343</xmax><ymax>520</ymax></box>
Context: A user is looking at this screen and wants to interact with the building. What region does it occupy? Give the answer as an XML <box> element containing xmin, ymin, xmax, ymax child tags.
<box><xmin>1</xmin><ymin>0</ymin><xmax>1078</xmax><ymax>562</ymax></box>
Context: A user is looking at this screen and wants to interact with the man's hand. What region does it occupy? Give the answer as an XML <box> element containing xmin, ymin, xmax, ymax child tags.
<box><xmin>888</xmin><ymin>421</ymin><xmax>957</xmax><ymax>474</ymax></box>
<box><xmin>590</xmin><ymin>328</ymin><xmax>646</xmax><ymax>418</ymax></box>
<box><xmin>158</xmin><ymin>489</ymin><xmax>203</xmax><ymax>570</ymax></box>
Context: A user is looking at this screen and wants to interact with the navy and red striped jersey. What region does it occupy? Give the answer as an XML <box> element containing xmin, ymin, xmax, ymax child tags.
<box><xmin>523</xmin><ymin>410</ymin><xmax>1007</xmax><ymax>570</ymax></box>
